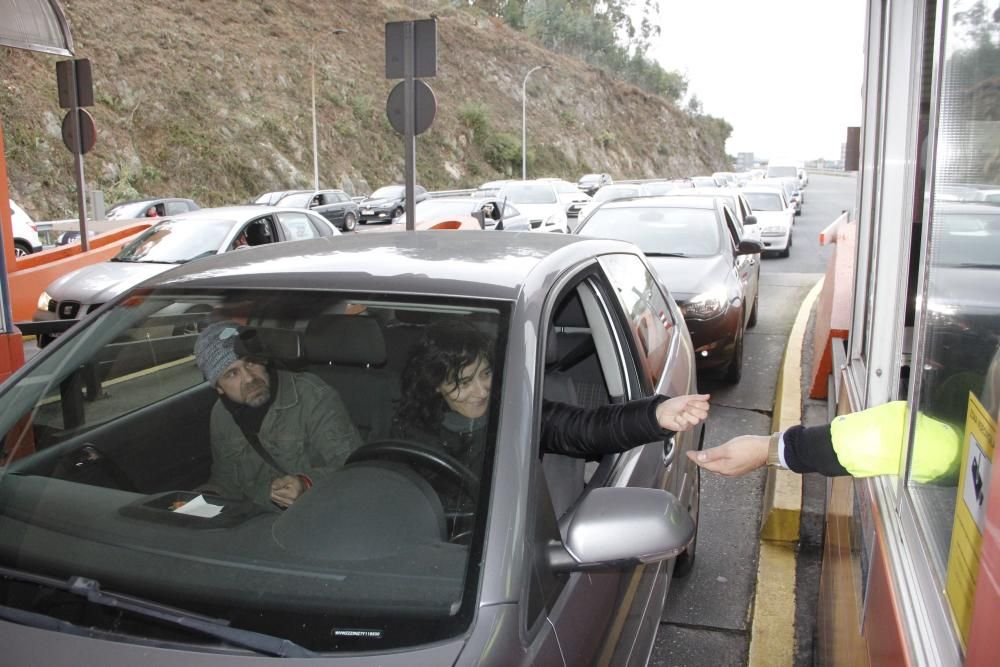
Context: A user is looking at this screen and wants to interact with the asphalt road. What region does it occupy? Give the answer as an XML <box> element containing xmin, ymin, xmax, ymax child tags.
<box><xmin>651</xmin><ymin>173</ymin><xmax>857</xmax><ymax>666</ymax></box>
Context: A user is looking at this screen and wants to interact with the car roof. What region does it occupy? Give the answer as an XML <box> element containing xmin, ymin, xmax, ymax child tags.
<box><xmin>593</xmin><ymin>194</ymin><xmax>719</xmax><ymax>210</ymax></box>
<box><xmin>147</xmin><ymin>231</ymin><xmax>638</xmax><ymax>301</ymax></box>
<box><xmin>163</xmin><ymin>205</ymin><xmax>314</xmax><ymax>224</ymax></box>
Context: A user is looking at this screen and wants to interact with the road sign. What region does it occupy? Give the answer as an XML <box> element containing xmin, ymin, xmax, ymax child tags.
<box><xmin>56</xmin><ymin>58</ymin><xmax>93</xmax><ymax>108</ymax></box>
<box><xmin>386</xmin><ymin>79</ymin><xmax>436</xmax><ymax>135</ymax></box>
<box><xmin>385</xmin><ymin>19</ymin><xmax>436</xmax><ymax>79</ymax></box>
<box><xmin>61</xmin><ymin>108</ymin><xmax>96</xmax><ymax>155</ymax></box>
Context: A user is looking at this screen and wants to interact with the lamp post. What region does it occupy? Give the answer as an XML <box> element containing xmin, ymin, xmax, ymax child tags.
<box><xmin>312</xmin><ymin>28</ymin><xmax>348</xmax><ymax>191</ymax></box>
<box><xmin>521</xmin><ymin>65</ymin><xmax>549</xmax><ymax>180</ymax></box>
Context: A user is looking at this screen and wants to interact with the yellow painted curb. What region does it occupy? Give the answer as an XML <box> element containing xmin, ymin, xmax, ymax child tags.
<box><xmin>749</xmin><ymin>276</ymin><xmax>823</xmax><ymax>667</ymax></box>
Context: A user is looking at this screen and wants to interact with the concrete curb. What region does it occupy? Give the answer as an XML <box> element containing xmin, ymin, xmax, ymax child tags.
<box><xmin>748</xmin><ymin>276</ymin><xmax>824</xmax><ymax>666</ymax></box>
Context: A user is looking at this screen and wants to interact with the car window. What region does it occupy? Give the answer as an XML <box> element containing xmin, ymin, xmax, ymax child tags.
<box><xmin>116</xmin><ymin>218</ymin><xmax>233</xmax><ymax>263</ymax></box>
<box><xmin>743</xmin><ymin>192</ymin><xmax>783</xmax><ymax>211</ymax></box>
<box><xmin>722</xmin><ymin>206</ymin><xmax>741</xmax><ymax>248</ymax></box>
<box><xmin>503</xmin><ymin>203</ymin><xmax>520</xmax><ymax>217</ymax></box>
<box><xmin>164</xmin><ymin>201</ymin><xmax>190</xmax><ymax>215</ymax></box>
<box><xmin>0</xmin><ymin>290</ymin><xmax>511</xmax><ymax>652</ymax></box>
<box><xmin>276</xmin><ymin>211</ymin><xmax>321</xmax><ymax>240</ymax></box>
<box><xmin>598</xmin><ymin>253</ymin><xmax>675</xmax><ymax>388</ymax></box>
<box><xmin>500</xmin><ymin>183</ymin><xmax>558</xmax><ymax>204</ymax></box>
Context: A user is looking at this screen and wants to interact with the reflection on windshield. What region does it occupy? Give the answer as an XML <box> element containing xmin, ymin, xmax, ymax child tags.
<box><xmin>580</xmin><ymin>206</ymin><xmax>721</xmax><ymax>256</ymax></box>
<box><xmin>935</xmin><ymin>212</ymin><xmax>1000</xmax><ymax>268</ymax></box>
<box><xmin>115</xmin><ymin>219</ymin><xmax>234</xmax><ymax>263</ymax></box>
<box><xmin>594</xmin><ymin>187</ymin><xmax>640</xmax><ymax>202</ymax></box>
<box><xmin>370</xmin><ymin>186</ymin><xmax>403</xmax><ymax>199</ymax></box>
<box><xmin>0</xmin><ymin>289</ymin><xmax>507</xmax><ymax>652</ymax></box>
<box><xmin>276</xmin><ymin>192</ymin><xmax>311</xmax><ymax>207</ymax></box>
<box><xmin>501</xmin><ymin>184</ymin><xmax>557</xmax><ymax>204</ymax></box>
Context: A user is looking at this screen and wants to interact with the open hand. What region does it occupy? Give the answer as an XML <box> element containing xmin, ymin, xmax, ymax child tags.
<box><xmin>686</xmin><ymin>435</ymin><xmax>769</xmax><ymax>476</ymax></box>
<box><xmin>655</xmin><ymin>394</ymin><xmax>711</xmax><ymax>432</ymax></box>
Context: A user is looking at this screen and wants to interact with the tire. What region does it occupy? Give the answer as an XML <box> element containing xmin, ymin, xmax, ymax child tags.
<box><xmin>391</xmin><ymin>207</ymin><xmax>404</xmax><ymax>222</ymax></box>
<box><xmin>779</xmin><ymin>234</ymin><xmax>792</xmax><ymax>258</ymax></box>
<box><xmin>673</xmin><ymin>467</ymin><xmax>700</xmax><ymax>578</ymax></box>
<box><xmin>343</xmin><ymin>212</ymin><xmax>357</xmax><ymax>232</ymax></box>
<box><xmin>723</xmin><ymin>321</ymin><xmax>745</xmax><ymax>384</ymax></box>
<box><xmin>747</xmin><ymin>291</ymin><xmax>759</xmax><ymax>328</ymax></box>
<box><xmin>14</xmin><ymin>240</ymin><xmax>32</xmax><ymax>257</ymax></box>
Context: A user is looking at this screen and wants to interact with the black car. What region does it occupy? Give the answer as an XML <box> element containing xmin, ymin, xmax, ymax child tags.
<box><xmin>575</xmin><ymin>194</ymin><xmax>762</xmax><ymax>383</ymax></box>
<box><xmin>274</xmin><ymin>189</ymin><xmax>360</xmax><ymax>232</ymax></box>
<box><xmin>357</xmin><ymin>184</ymin><xmax>429</xmax><ymax>224</ymax></box>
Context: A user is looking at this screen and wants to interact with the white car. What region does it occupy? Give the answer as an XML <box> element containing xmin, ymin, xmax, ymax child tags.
<box><xmin>741</xmin><ymin>187</ymin><xmax>795</xmax><ymax>257</ymax></box>
<box><xmin>8</xmin><ymin>199</ymin><xmax>43</xmax><ymax>257</ymax></box>
<box><xmin>495</xmin><ymin>181</ymin><xmax>569</xmax><ymax>232</ymax></box>
<box><xmin>537</xmin><ymin>177</ymin><xmax>592</xmax><ymax>218</ymax></box>
<box><xmin>576</xmin><ymin>183</ymin><xmax>656</xmax><ymax>222</ymax></box>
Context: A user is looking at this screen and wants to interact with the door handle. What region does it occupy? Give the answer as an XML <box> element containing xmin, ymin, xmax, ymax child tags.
<box><xmin>663</xmin><ymin>436</ymin><xmax>676</xmax><ymax>468</ymax></box>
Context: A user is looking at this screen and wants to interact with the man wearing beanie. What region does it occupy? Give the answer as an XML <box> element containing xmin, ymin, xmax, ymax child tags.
<box><xmin>194</xmin><ymin>320</ymin><xmax>363</xmax><ymax>509</ymax></box>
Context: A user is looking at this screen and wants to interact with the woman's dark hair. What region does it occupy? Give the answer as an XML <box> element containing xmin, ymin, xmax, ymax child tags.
<box><xmin>396</xmin><ymin>319</ymin><xmax>494</xmax><ymax>430</ymax></box>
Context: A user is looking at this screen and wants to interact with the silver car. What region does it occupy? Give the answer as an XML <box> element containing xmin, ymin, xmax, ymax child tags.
<box><xmin>33</xmin><ymin>205</ymin><xmax>339</xmax><ymax>345</ymax></box>
<box><xmin>0</xmin><ymin>232</ymin><xmax>701</xmax><ymax>665</ymax></box>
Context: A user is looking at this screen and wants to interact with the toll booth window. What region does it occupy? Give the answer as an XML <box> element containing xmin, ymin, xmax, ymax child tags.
<box><xmin>905</xmin><ymin>0</ymin><xmax>1000</xmax><ymax>595</ymax></box>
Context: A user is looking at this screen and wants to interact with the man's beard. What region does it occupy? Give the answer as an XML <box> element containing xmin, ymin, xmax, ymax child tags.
<box><xmin>243</xmin><ymin>379</ymin><xmax>271</xmax><ymax>407</ymax></box>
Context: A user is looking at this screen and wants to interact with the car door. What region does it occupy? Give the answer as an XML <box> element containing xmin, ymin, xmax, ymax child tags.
<box><xmin>527</xmin><ymin>265</ymin><xmax>674</xmax><ymax>666</ymax></box>
<box><xmin>274</xmin><ymin>210</ymin><xmax>324</xmax><ymax>241</ymax></box>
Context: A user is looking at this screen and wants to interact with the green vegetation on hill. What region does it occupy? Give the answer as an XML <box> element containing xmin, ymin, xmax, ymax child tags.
<box><xmin>1</xmin><ymin>0</ymin><xmax>732</xmax><ymax>219</ymax></box>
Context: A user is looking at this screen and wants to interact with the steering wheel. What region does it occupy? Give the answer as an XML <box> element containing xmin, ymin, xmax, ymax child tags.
<box><xmin>345</xmin><ymin>439</ymin><xmax>480</xmax><ymax>543</ymax></box>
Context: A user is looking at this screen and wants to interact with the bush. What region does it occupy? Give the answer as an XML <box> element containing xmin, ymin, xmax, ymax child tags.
<box><xmin>482</xmin><ymin>132</ymin><xmax>520</xmax><ymax>173</ymax></box>
<box><xmin>457</xmin><ymin>102</ymin><xmax>491</xmax><ymax>137</ymax></box>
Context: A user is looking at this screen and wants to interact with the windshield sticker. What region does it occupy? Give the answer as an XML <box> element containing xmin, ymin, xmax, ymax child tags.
<box><xmin>332</xmin><ymin>628</ymin><xmax>384</xmax><ymax>640</ymax></box>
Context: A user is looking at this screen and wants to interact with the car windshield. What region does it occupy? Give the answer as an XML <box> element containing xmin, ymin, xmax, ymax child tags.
<box><xmin>370</xmin><ymin>186</ymin><xmax>404</xmax><ymax>199</ymax></box>
<box><xmin>275</xmin><ymin>192</ymin><xmax>312</xmax><ymax>207</ymax></box>
<box><xmin>690</xmin><ymin>177</ymin><xmax>717</xmax><ymax>187</ymax></box>
<box><xmin>934</xmin><ymin>211</ymin><xmax>1000</xmax><ymax>268</ymax></box>
<box><xmin>641</xmin><ymin>182</ymin><xmax>675</xmax><ymax>196</ymax></box>
<box><xmin>743</xmin><ymin>192</ymin><xmax>784</xmax><ymax>211</ymax></box>
<box><xmin>579</xmin><ymin>206</ymin><xmax>722</xmax><ymax>256</ymax></box>
<box><xmin>500</xmin><ymin>183</ymin><xmax>557</xmax><ymax>204</ymax></box>
<box><xmin>114</xmin><ymin>218</ymin><xmax>233</xmax><ymax>263</ymax></box>
<box><xmin>409</xmin><ymin>199</ymin><xmax>473</xmax><ymax>219</ymax></box>
<box><xmin>594</xmin><ymin>186</ymin><xmax>641</xmax><ymax>202</ymax></box>
<box><xmin>767</xmin><ymin>165</ymin><xmax>798</xmax><ymax>179</ymax></box>
<box><xmin>0</xmin><ymin>289</ymin><xmax>508</xmax><ymax>652</ymax></box>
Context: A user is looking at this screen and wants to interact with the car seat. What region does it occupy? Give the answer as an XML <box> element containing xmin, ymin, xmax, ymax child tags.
<box><xmin>541</xmin><ymin>324</ymin><xmax>586</xmax><ymax>523</ymax></box>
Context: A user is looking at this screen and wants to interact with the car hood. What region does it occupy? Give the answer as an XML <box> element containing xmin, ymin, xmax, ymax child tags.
<box><xmin>752</xmin><ymin>210</ymin><xmax>793</xmax><ymax>228</ymax></box>
<box><xmin>513</xmin><ymin>203</ymin><xmax>562</xmax><ymax>219</ymax></box>
<box><xmin>44</xmin><ymin>261</ymin><xmax>176</xmax><ymax>304</ymax></box>
<box><xmin>645</xmin><ymin>254</ymin><xmax>729</xmax><ymax>303</ymax></box>
<box><xmin>359</xmin><ymin>198</ymin><xmax>401</xmax><ymax>208</ymax></box>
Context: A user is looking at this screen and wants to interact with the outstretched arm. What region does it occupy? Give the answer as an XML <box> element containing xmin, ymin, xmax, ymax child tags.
<box><xmin>686</xmin><ymin>435</ymin><xmax>770</xmax><ymax>476</ymax></box>
<box><xmin>655</xmin><ymin>394</ymin><xmax>711</xmax><ymax>432</ymax></box>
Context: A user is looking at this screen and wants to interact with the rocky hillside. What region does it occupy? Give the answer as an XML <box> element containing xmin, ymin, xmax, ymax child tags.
<box><xmin>0</xmin><ymin>0</ymin><xmax>732</xmax><ymax>219</ymax></box>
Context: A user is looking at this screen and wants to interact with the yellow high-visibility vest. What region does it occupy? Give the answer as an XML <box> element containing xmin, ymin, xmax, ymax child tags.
<box><xmin>830</xmin><ymin>401</ymin><xmax>961</xmax><ymax>483</ymax></box>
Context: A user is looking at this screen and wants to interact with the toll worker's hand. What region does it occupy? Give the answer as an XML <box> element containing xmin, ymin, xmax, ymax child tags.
<box><xmin>655</xmin><ymin>394</ymin><xmax>711</xmax><ymax>432</ymax></box>
<box><xmin>686</xmin><ymin>435</ymin><xmax>770</xmax><ymax>476</ymax></box>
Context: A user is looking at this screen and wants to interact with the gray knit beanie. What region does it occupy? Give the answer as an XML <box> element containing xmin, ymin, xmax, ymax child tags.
<box><xmin>194</xmin><ymin>320</ymin><xmax>244</xmax><ymax>385</ymax></box>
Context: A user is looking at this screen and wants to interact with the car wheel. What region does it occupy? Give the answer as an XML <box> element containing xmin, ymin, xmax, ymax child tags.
<box><xmin>779</xmin><ymin>235</ymin><xmax>792</xmax><ymax>258</ymax></box>
<box><xmin>673</xmin><ymin>466</ymin><xmax>700</xmax><ymax>578</ymax></box>
<box><xmin>343</xmin><ymin>212</ymin><xmax>357</xmax><ymax>232</ymax></box>
<box><xmin>723</xmin><ymin>321</ymin><xmax>745</xmax><ymax>384</ymax></box>
<box><xmin>14</xmin><ymin>240</ymin><xmax>32</xmax><ymax>257</ymax></box>
<box><xmin>747</xmin><ymin>291</ymin><xmax>759</xmax><ymax>328</ymax></box>
<box><xmin>391</xmin><ymin>207</ymin><xmax>404</xmax><ymax>222</ymax></box>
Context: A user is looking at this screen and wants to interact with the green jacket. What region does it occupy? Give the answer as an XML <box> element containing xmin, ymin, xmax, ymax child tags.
<box><xmin>206</xmin><ymin>370</ymin><xmax>363</xmax><ymax>506</ymax></box>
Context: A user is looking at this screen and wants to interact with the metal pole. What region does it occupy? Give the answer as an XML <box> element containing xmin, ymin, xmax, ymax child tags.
<box><xmin>403</xmin><ymin>22</ymin><xmax>416</xmax><ymax>231</ymax></box>
<box><xmin>71</xmin><ymin>109</ymin><xmax>89</xmax><ymax>252</ymax></box>
<box><xmin>521</xmin><ymin>65</ymin><xmax>547</xmax><ymax>181</ymax></box>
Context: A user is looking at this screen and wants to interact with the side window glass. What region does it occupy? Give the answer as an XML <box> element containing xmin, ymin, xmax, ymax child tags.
<box><xmin>723</xmin><ymin>208</ymin><xmax>741</xmax><ymax>247</ymax></box>
<box><xmin>276</xmin><ymin>212</ymin><xmax>320</xmax><ymax>241</ymax></box>
<box><xmin>164</xmin><ymin>201</ymin><xmax>187</xmax><ymax>215</ymax></box>
<box><xmin>504</xmin><ymin>203</ymin><xmax>519</xmax><ymax>218</ymax></box>
<box><xmin>597</xmin><ymin>253</ymin><xmax>675</xmax><ymax>388</ymax></box>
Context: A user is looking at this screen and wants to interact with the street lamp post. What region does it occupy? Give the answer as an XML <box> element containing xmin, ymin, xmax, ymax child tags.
<box><xmin>312</xmin><ymin>28</ymin><xmax>348</xmax><ymax>191</ymax></box>
<box><xmin>521</xmin><ymin>65</ymin><xmax>549</xmax><ymax>180</ymax></box>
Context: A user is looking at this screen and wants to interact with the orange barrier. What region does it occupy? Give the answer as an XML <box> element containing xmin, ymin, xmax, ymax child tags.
<box><xmin>809</xmin><ymin>213</ymin><xmax>856</xmax><ymax>399</ymax></box>
<box><xmin>7</xmin><ymin>223</ymin><xmax>152</xmax><ymax>323</ymax></box>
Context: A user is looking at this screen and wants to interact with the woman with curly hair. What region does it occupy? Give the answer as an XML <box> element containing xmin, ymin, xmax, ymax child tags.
<box><xmin>392</xmin><ymin>319</ymin><xmax>710</xmax><ymax>472</ymax></box>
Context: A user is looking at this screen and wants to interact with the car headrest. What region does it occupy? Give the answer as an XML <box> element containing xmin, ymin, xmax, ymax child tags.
<box><xmin>305</xmin><ymin>315</ymin><xmax>386</xmax><ymax>366</ymax></box>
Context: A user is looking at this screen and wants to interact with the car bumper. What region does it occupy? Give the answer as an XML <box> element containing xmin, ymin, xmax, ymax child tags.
<box><xmin>679</xmin><ymin>306</ymin><xmax>742</xmax><ymax>369</ymax></box>
<box><xmin>358</xmin><ymin>210</ymin><xmax>394</xmax><ymax>223</ymax></box>
<box><xmin>760</xmin><ymin>232</ymin><xmax>790</xmax><ymax>251</ymax></box>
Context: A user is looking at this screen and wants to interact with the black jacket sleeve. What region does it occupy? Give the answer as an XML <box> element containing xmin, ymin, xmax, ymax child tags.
<box><xmin>540</xmin><ymin>395</ymin><xmax>674</xmax><ymax>458</ymax></box>
<box><xmin>782</xmin><ymin>424</ymin><xmax>850</xmax><ymax>476</ymax></box>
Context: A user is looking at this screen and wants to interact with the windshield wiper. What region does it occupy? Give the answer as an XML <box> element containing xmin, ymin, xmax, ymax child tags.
<box><xmin>0</xmin><ymin>566</ymin><xmax>314</xmax><ymax>658</ymax></box>
<box><xmin>644</xmin><ymin>252</ymin><xmax>688</xmax><ymax>257</ymax></box>
<box><xmin>953</xmin><ymin>262</ymin><xmax>1000</xmax><ymax>269</ymax></box>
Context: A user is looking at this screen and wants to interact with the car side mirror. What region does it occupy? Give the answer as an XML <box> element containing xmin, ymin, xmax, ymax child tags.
<box><xmin>547</xmin><ymin>487</ymin><xmax>694</xmax><ymax>572</ymax></box>
<box><xmin>744</xmin><ymin>214</ymin><xmax>757</xmax><ymax>226</ymax></box>
<box><xmin>737</xmin><ymin>239</ymin><xmax>763</xmax><ymax>255</ymax></box>
<box><xmin>472</xmin><ymin>208</ymin><xmax>487</xmax><ymax>229</ymax></box>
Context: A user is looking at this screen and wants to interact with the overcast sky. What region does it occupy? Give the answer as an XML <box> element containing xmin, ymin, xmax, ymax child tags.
<box><xmin>647</xmin><ymin>0</ymin><xmax>867</xmax><ymax>162</ymax></box>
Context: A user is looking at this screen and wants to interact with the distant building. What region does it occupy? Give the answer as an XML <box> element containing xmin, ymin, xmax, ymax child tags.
<box><xmin>736</xmin><ymin>152</ymin><xmax>755</xmax><ymax>171</ymax></box>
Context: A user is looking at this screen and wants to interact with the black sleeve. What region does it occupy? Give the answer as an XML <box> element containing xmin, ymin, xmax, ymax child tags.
<box><xmin>782</xmin><ymin>424</ymin><xmax>850</xmax><ymax>476</ymax></box>
<box><xmin>540</xmin><ymin>395</ymin><xmax>674</xmax><ymax>458</ymax></box>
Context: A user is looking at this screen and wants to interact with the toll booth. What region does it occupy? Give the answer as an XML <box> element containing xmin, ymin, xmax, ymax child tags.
<box><xmin>818</xmin><ymin>0</ymin><xmax>1000</xmax><ymax>664</ymax></box>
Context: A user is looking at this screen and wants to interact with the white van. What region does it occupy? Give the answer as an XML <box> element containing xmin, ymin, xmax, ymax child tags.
<box><xmin>8</xmin><ymin>199</ymin><xmax>43</xmax><ymax>257</ymax></box>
